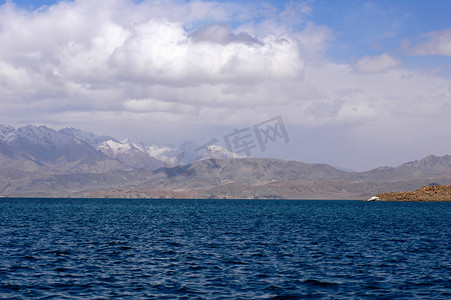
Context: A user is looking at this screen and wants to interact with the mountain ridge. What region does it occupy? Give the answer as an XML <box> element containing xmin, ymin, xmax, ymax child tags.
<box><xmin>0</xmin><ymin>124</ymin><xmax>241</xmax><ymax>174</ymax></box>
<box><xmin>1</xmin><ymin>124</ymin><xmax>451</xmax><ymax>199</ymax></box>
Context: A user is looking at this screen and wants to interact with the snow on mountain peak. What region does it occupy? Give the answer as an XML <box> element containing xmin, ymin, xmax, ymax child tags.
<box><xmin>7</xmin><ymin>125</ymin><xmax>55</xmax><ymax>144</ymax></box>
<box><xmin>97</xmin><ymin>139</ymin><xmax>133</xmax><ymax>157</ymax></box>
<box><xmin>0</xmin><ymin>124</ymin><xmax>16</xmax><ymax>141</ymax></box>
<box><xmin>132</xmin><ymin>142</ymin><xmax>177</xmax><ymax>161</ymax></box>
<box><xmin>200</xmin><ymin>145</ymin><xmax>244</xmax><ymax>160</ymax></box>
<box><xmin>1</xmin><ymin>123</ymin><xmax>243</xmax><ymax>164</ymax></box>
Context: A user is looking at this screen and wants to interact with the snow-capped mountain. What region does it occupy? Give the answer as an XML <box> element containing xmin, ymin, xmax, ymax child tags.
<box><xmin>59</xmin><ymin>128</ymin><xmax>165</xmax><ymax>169</ymax></box>
<box><xmin>2</xmin><ymin>125</ymin><xmax>128</xmax><ymax>173</ymax></box>
<box><xmin>0</xmin><ymin>124</ymin><xmax>243</xmax><ymax>175</ymax></box>
<box><xmin>97</xmin><ymin>139</ymin><xmax>134</xmax><ymax>157</ymax></box>
<box><xmin>139</xmin><ymin>140</ymin><xmax>242</xmax><ymax>165</ymax></box>
<box><xmin>59</xmin><ymin>127</ymin><xmax>179</xmax><ymax>163</ymax></box>
<box><xmin>131</xmin><ymin>141</ymin><xmax>178</xmax><ymax>162</ymax></box>
<box><xmin>97</xmin><ymin>139</ymin><xmax>163</xmax><ymax>170</ymax></box>
<box><xmin>0</xmin><ymin>124</ymin><xmax>16</xmax><ymax>141</ymax></box>
<box><xmin>8</xmin><ymin>125</ymin><xmax>76</xmax><ymax>148</ymax></box>
<box><xmin>97</xmin><ymin>138</ymin><xmax>242</xmax><ymax>165</ymax></box>
<box><xmin>171</xmin><ymin>141</ymin><xmax>244</xmax><ymax>165</ymax></box>
<box><xmin>59</xmin><ymin>127</ymin><xmax>114</xmax><ymax>146</ymax></box>
<box><xmin>200</xmin><ymin>145</ymin><xmax>244</xmax><ymax>160</ymax></box>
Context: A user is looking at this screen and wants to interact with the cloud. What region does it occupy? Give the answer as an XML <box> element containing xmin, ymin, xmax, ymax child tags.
<box><xmin>294</xmin><ymin>22</ymin><xmax>333</xmax><ymax>60</ymax></box>
<box><xmin>124</xmin><ymin>98</ymin><xmax>199</xmax><ymax>115</ymax></box>
<box><xmin>190</xmin><ymin>23</ymin><xmax>263</xmax><ymax>45</ymax></box>
<box><xmin>111</xmin><ymin>20</ymin><xmax>303</xmax><ymax>85</ymax></box>
<box><xmin>278</xmin><ymin>0</ymin><xmax>312</xmax><ymax>24</ymax></box>
<box><xmin>1</xmin><ymin>0</ymin><xmax>451</xmax><ymax>171</ymax></box>
<box><xmin>410</xmin><ymin>28</ymin><xmax>451</xmax><ymax>56</ymax></box>
<box><xmin>305</xmin><ymin>101</ymin><xmax>343</xmax><ymax>118</ymax></box>
<box><xmin>0</xmin><ymin>0</ymin><xmax>310</xmax><ymax>137</ymax></box>
<box><xmin>351</xmin><ymin>53</ymin><xmax>400</xmax><ymax>73</ymax></box>
<box><xmin>0</xmin><ymin>0</ymin><xmax>304</xmax><ymax>97</ymax></box>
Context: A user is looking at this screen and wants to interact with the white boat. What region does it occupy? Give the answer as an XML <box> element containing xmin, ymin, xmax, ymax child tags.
<box><xmin>366</xmin><ymin>196</ymin><xmax>379</xmax><ymax>201</ymax></box>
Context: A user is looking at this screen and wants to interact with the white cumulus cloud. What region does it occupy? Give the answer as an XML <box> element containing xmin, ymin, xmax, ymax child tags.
<box><xmin>111</xmin><ymin>20</ymin><xmax>303</xmax><ymax>85</ymax></box>
<box><xmin>0</xmin><ymin>0</ymin><xmax>305</xmax><ymax>118</ymax></box>
<box><xmin>351</xmin><ymin>53</ymin><xmax>400</xmax><ymax>73</ymax></box>
<box><xmin>410</xmin><ymin>28</ymin><xmax>451</xmax><ymax>56</ymax></box>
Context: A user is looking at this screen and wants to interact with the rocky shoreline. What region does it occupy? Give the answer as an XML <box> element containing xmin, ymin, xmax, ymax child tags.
<box><xmin>375</xmin><ymin>185</ymin><xmax>451</xmax><ymax>202</ymax></box>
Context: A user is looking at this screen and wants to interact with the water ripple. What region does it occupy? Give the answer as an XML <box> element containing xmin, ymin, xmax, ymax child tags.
<box><xmin>1</xmin><ymin>199</ymin><xmax>450</xmax><ymax>299</ymax></box>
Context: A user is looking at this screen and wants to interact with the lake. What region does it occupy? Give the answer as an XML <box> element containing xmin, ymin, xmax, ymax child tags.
<box><xmin>1</xmin><ymin>198</ymin><xmax>450</xmax><ymax>299</ymax></box>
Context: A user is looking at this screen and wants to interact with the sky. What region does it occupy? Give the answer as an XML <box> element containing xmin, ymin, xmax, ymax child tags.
<box><xmin>0</xmin><ymin>0</ymin><xmax>451</xmax><ymax>171</ymax></box>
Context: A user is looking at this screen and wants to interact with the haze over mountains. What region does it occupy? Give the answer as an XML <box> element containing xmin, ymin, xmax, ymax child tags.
<box><xmin>1</xmin><ymin>124</ymin><xmax>451</xmax><ymax>199</ymax></box>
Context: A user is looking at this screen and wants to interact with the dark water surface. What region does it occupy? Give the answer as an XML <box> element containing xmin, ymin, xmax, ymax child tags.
<box><xmin>1</xmin><ymin>199</ymin><xmax>450</xmax><ymax>299</ymax></box>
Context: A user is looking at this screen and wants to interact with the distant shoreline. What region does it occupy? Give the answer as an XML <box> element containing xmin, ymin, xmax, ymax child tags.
<box><xmin>0</xmin><ymin>196</ymin><xmax>360</xmax><ymax>200</ymax></box>
<box><xmin>2</xmin><ymin>185</ymin><xmax>451</xmax><ymax>202</ymax></box>
<box><xmin>375</xmin><ymin>185</ymin><xmax>451</xmax><ymax>202</ymax></box>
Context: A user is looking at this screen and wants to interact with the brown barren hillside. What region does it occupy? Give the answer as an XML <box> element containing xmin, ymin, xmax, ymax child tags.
<box><xmin>376</xmin><ymin>185</ymin><xmax>451</xmax><ymax>201</ymax></box>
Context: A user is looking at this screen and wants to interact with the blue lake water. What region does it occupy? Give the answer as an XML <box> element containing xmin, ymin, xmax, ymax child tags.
<box><xmin>1</xmin><ymin>198</ymin><xmax>450</xmax><ymax>299</ymax></box>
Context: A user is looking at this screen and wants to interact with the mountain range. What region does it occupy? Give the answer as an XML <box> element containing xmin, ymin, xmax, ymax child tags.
<box><xmin>0</xmin><ymin>124</ymin><xmax>240</xmax><ymax>173</ymax></box>
<box><xmin>1</xmin><ymin>124</ymin><xmax>451</xmax><ymax>199</ymax></box>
